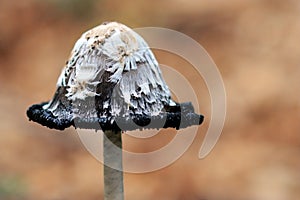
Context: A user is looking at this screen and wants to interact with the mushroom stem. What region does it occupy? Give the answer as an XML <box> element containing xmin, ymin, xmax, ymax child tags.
<box><xmin>103</xmin><ymin>129</ymin><xmax>124</xmax><ymax>200</ymax></box>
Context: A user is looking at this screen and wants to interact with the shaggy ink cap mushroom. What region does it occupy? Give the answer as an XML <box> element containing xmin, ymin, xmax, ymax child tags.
<box><xmin>27</xmin><ymin>22</ymin><xmax>204</xmax><ymax>131</ymax></box>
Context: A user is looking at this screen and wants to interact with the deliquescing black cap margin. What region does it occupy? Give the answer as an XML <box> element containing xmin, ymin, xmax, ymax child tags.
<box><xmin>27</xmin><ymin>102</ymin><xmax>204</xmax><ymax>131</ymax></box>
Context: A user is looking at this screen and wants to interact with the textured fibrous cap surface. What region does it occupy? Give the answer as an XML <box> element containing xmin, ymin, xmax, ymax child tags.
<box><xmin>27</xmin><ymin>22</ymin><xmax>203</xmax><ymax>131</ymax></box>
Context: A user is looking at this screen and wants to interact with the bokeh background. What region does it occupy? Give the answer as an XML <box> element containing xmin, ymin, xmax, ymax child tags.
<box><xmin>1</xmin><ymin>0</ymin><xmax>300</xmax><ymax>199</ymax></box>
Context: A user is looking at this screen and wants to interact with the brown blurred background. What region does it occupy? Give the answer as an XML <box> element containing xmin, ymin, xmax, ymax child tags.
<box><xmin>1</xmin><ymin>0</ymin><xmax>300</xmax><ymax>199</ymax></box>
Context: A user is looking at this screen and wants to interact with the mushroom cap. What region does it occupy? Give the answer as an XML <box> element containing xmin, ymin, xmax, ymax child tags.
<box><xmin>27</xmin><ymin>22</ymin><xmax>203</xmax><ymax>131</ymax></box>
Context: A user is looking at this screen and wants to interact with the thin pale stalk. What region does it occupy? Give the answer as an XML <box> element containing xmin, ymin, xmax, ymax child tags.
<box><xmin>103</xmin><ymin>130</ymin><xmax>124</xmax><ymax>200</ymax></box>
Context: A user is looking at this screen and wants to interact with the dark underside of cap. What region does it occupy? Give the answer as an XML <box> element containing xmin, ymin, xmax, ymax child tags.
<box><xmin>27</xmin><ymin>102</ymin><xmax>204</xmax><ymax>131</ymax></box>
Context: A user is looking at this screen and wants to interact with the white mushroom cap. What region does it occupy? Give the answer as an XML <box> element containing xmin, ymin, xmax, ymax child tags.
<box><xmin>27</xmin><ymin>22</ymin><xmax>203</xmax><ymax>131</ymax></box>
<box><xmin>44</xmin><ymin>22</ymin><xmax>174</xmax><ymax>118</ymax></box>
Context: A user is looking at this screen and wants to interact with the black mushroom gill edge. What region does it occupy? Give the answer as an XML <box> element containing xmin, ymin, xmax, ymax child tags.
<box><xmin>27</xmin><ymin>102</ymin><xmax>204</xmax><ymax>131</ymax></box>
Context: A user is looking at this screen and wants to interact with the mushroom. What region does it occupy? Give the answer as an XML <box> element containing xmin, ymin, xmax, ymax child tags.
<box><xmin>27</xmin><ymin>22</ymin><xmax>204</xmax><ymax>200</ymax></box>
